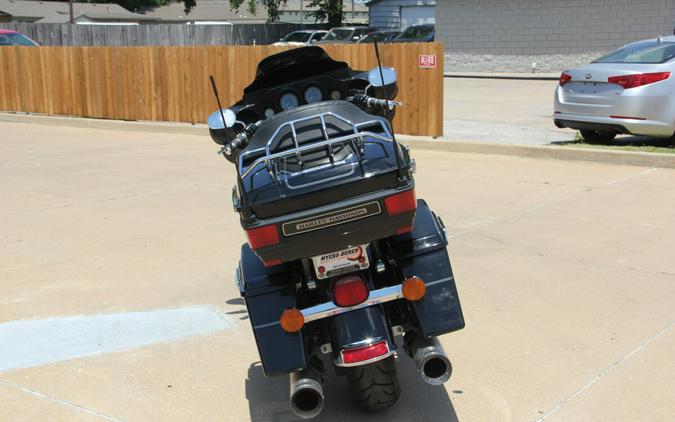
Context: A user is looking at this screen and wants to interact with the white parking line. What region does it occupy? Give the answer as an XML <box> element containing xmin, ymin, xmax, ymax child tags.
<box><xmin>0</xmin><ymin>305</ymin><xmax>233</xmax><ymax>373</ymax></box>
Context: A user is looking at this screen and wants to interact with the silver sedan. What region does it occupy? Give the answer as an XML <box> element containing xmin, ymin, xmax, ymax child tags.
<box><xmin>554</xmin><ymin>36</ymin><xmax>675</xmax><ymax>143</ymax></box>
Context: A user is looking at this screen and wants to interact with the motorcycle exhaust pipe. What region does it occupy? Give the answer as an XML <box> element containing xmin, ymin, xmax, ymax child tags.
<box><xmin>289</xmin><ymin>365</ymin><xmax>325</xmax><ymax>419</ymax></box>
<box><xmin>410</xmin><ymin>336</ymin><xmax>453</xmax><ymax>386</ymax></box>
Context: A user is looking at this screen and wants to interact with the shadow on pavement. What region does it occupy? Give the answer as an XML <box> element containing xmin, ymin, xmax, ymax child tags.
<box><xmin>245</xmin><ymin>354</ymin><xmax>459</xmax><ymax>422</ymax></box>
<box><xmin>553</xmin><ymin>134</ymin><xmax>675</xmax><ymax>148</ymax></box>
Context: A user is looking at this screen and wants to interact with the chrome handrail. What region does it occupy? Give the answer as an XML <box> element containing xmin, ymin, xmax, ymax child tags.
<box><xmin>239</xmin><ymin>130</ymin><xmax>393</xmax><ymax>180</ymax></box>
<box><xmin>237</xmin><ymin>111</ymin><xmax>393</xmax><ymax>181</ymax></box>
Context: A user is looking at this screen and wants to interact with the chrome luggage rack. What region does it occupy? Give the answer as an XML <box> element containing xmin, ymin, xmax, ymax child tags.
<box><xmin>237</xmin><ymin>111</ymin><xmax>395</xmax><ymax>188</ymax></box>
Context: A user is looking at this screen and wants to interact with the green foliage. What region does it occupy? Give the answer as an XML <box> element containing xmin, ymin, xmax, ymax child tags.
<box><xmin>228</xmin><ymin>0</ymin><xmax>287</xmax><ymax>22</ymax></box>
<box><xmin>307</xmin><ymin>0</ymin><xmax>342</xmax><ymax>27</ymax></box>
<box><xmin>48</xmin><ymin>1</ymin><xmax>196</xmax><ymax>14</ymax></box>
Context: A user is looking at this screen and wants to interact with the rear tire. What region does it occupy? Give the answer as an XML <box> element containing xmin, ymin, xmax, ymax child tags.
<box><xmin>580</xmin><ymin>129</ymin><xmax>616</xmax><ymax>144</ymax></box>
<box><xmin>345</xmin><ymin>356</ymin><xmax>400</xmax><ymax>412</ymax></box>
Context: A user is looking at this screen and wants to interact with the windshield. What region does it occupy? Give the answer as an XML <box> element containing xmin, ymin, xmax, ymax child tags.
<box><xmin>361</xmin><ymin>33</ymin><xmax>387</xmax><ymax>43</ymax></box>
<box><xmin>0</xmin><ymin>33</ymin><xmax>37</xmax><ymax>46</ymax></box>
<box><xmin>283</xmin><ymin>32</ymin><xmax>312</xmax><ymax>43</ymax></box>
<box><xmin>398</xmin><ymin>26</ymin><xmax>434</xmax><ymax>39</ymax></box>
<box><xmin>323</xmin><ymin>29</ymin><xmax>353</xmax><ymax>41</ymax></box>
<box><xmin>594</xmin><ymin>41</ymin><xmax>675</xmax><ymax>64</ymax></box>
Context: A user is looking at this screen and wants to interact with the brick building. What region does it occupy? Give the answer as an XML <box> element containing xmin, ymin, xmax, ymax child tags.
<box><xmin>435</xmin><ymin>0</ymin><xmax>675</xmax><ymax>73</ymax></box>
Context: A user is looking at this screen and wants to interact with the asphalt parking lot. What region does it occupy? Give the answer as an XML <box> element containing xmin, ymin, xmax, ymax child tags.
<box><xmin>2</xmin><ymin>121</ymin><xmax>674</xmax><ymax>422</ymax></box>
<box><xmin>443</xmin><ymin>77</ymin><xmax>573</xmax><ymax>145</ymax></box>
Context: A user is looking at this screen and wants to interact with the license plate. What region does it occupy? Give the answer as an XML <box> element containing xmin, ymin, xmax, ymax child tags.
<box><xmin>311</xmin><ymin>244</ymin><xmax>369</xmax><ymax>279</ymax></box>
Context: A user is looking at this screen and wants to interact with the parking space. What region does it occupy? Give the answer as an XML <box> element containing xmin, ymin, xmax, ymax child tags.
<box><xmin>1</xmin><ymin>121</ymin><xmax>674</xmax><ymax>421</ymax></box>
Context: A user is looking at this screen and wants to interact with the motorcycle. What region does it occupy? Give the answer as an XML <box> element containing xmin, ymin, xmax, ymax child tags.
<box><xmin>207</xmin><ymin>46</ymin><xmax>464</xmax><ymax>418</ymax></box>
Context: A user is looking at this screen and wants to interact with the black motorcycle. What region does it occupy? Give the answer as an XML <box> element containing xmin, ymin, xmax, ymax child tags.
<box><xmin>208</xmin><ymin>46</ymin><xmax>464</xmax><ymax>418</ymax></box>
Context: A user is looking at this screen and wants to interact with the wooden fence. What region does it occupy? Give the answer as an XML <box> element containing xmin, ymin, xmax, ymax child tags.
<box><xmin>0</xmin><ymin>43</ymin><xmax>443</xmax><ymax>136</ymax></box>
<box><xmin>0</xmin><ymin>23</ymin><xmax>324</xmax><ymax>47</ymax></box>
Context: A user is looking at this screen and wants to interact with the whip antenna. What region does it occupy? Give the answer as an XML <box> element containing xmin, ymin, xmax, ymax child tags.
<box><xmin>209</xmin><ymin>75</ymin><xmax>227</xmax><ymax>129</ymax></box>
<box><xmin>372</xmin><ymin>40</ymin><xmax>404</xmax><ymax>177</ymax></box>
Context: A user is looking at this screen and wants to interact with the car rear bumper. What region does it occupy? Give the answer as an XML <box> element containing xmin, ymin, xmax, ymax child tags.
<box><xmin>553</xmin><ymin>112</ymin><xmax>675</xmax><ymax>138</ymax></box>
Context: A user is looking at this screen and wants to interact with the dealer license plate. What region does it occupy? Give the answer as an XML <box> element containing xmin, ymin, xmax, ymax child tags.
<box><xmin>311</xmin><ymin>244</ymin><xmax>370</xmax><ymax>280</ymax></box>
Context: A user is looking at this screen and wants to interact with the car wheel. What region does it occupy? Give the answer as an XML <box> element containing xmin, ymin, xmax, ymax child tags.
<box><xmin>580</xmin><ymin>130</ymin><xmax>616</xmax><ymax>144</ymax></box>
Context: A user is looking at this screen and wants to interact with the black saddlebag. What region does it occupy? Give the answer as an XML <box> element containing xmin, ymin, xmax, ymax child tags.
<box><xmin>390</xmin><ymin>200</ymin><xmax>465</xmax><ymax>337</ymax></box>
<box><xmin>239</xmin><ymin>244</ymin><xmax>306</xmax><ymax>375</ymax></box>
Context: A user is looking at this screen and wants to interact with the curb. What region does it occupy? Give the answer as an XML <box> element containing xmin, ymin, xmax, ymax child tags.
<box><xmin>0</xmin><ymin>112</ymin><xmax>206</xmax><ymax>136</ymax></box>
<box><xmin>397</xmin><ymin>136</ymin><xmax>675</xmax><ymax>169</ymax></box>
<box><xmin>3</xmin><ymin>112</ymin><xmax>674</xmax><ymax>169</ymax></box>
<box><xmin>444</xmin><ymin>73</ymin><xmax>559</xmax><ymax>81</ymax></box>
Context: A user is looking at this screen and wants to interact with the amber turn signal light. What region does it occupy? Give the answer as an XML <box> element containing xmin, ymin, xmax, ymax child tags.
<box><xmin>280</xmin><ymin>308</ymin><xmax>305</xmax><ymax>333</ymax></box>
<box><xmin>402</xmin><ymin>276</ymin><xmax>426</xmax><ymax>301</ymax></box>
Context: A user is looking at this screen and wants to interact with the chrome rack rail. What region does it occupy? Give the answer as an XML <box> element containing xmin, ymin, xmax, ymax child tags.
<box><xmin>237</xmin><ymin>111</ymin><xmax>393</xmax><ymax>184</ymax></box>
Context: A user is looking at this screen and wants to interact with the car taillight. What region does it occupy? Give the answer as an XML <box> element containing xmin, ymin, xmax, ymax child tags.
<box><xmin>246</xmin><ymin>224</ymin><xmax>280</xmax><ymax>249</ymax></box>
<box><xmin>607</xmin><ymin>72</ymin><xmax>670</xmax><ymax>89</ymax></box>
<box><xmin>559</xmin><ymin>72</ymin><xmax>572</xmax><ymax>86</ymax></box>
<box><xmin>333</xmin><ymin>274</ymin><xmax>368</xmax><ymax>307</ymax></box>
<box><xmin>342</xmin><ymin>340</ymin><xmax>389</xmax><ymax>364</ymax></box>
<box><xmin>384</xmin><ymin>189</ymin><xmax>416</xmax><ymax>216</ymax></box>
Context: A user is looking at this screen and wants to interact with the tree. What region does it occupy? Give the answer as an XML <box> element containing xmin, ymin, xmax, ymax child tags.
<box><xmin>49</xmin><ymin>1</ymin><xmax>197</xmax><ymax>15</ymax></box>
<box><xmin>307</xmin><ymin>0</ymin><xmax>342</xmax><ymax>27</ymax></box>
<box><xmin>228</xmin><ymin>0</ymin><xmax>288</xmax><ymax>22</ymax></box>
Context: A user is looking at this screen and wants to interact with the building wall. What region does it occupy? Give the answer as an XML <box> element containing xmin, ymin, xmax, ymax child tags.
<box><xmin>436</xmin><ymin>0</ymin><xmax>675</xmax><ymax>73</ymax></box>
<box><xmin>369</xmin><ymin>0</ymin><xmax>435</xmax><ymax>31</ymax></box>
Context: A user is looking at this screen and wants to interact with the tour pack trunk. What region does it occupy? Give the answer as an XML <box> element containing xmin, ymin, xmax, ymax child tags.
<box><xmin>234</xmin><ymin>101</ymin><xmax>416</xmax><ymax>265</ymax></box>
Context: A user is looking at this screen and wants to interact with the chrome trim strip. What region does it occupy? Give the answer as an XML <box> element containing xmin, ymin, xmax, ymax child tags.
<box><xmin>424</xmin><ymin>276</ymin><xmax>453</xmax><ymax>288</ymax></box>
<box><xmin>301</xmin><ymin>284</ymin><xmax>403</xmax><ymax>323</ymax></box>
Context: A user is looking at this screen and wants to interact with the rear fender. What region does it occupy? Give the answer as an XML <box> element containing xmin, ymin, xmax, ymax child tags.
<box><xmin>329</xmin><ymin>305</ymin><xmax>395</xmax><ymax>366</ymax></box>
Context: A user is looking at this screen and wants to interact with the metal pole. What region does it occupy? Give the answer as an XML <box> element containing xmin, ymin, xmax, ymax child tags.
<box><xmin>300</xmin><ymin>0</ymin><xmax>303</xmax><ymax>25</ymax></box>
<box><xmin>69</xmin><ymin>0</ymin><xmax>74</xmax><ymax>24</ymax></box>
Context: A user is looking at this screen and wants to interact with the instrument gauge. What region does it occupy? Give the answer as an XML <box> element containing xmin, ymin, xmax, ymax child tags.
<box><xmin>304</xmin><ymin>86</ymin><xmax>323</xmax><ymax>104</ymax></box>
<box><xmin>264</xmin><ymin>108</ymin><xmax>275</xmax><ymax>118</ymax></box>
<box><xmin>280</xmin><ymin>93</ymin><xmax>299</xmax><ymax>110</ymax></box>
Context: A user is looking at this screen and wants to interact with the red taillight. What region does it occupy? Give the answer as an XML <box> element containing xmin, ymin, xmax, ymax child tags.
<box><xmin>246</xmin><ymin>224</ymin><xmax>280</xmax><ymax>249</ymax></box>
<box><xmin>607</xmin><ymin>72</ymin><xmax>670</xmax><ymax>89</ymax></box>
<box><xmin>396</xmin><ymin>225</ymin><xmax>413</xmax><ymax>235</ymax></box>
<box><xmin>263</xmin><ymin>258</ymin><xmax>282</xmax><ymax>267</ymax></box>
<box><xmin>384</xmin><ymin>189</ymin><xmax>416</xmax><ymax>216</ymax></box>
<box><xmin>342</xmin><ymin>340</ymin><xmax>389</xmax><ymax>364</ymax></box>
<box><xmin>333</xmin><ymin>274</ymin><xmax>368</xmax><ymax>307</ymax></box>
<box><xmin>559</xmin><ymin>72</ymin><xmax>572</xmax><ymax>86</ymax></box>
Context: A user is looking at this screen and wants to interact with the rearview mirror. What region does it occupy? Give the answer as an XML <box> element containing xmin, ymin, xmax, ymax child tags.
<box><xmin>368</xmin><ymin>67</ymin><xmax>397</xmax><ymax>87</ymax></box>
<box><xmin>208</xmin><ymin>109</ymin><xmax>236</xmax><ymax>130</ymax></box>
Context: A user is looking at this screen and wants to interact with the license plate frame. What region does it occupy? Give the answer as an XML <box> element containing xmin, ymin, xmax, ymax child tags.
<box><xmin>311</xmin><ymin>244</ymin><xmax>369</xmax><ymax>279</ymax></box>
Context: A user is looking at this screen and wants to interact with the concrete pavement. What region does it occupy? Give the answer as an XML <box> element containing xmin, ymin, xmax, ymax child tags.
<box><xmin>1</xmin><ymin>121</ymin><xmax>674</xmax><ymax>421</ymax></box>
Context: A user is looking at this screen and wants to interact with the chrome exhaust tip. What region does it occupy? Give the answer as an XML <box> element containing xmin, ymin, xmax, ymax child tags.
<box><xmin>410</xmin><ymin>336</ymin><xmax>453</xmax><ymax>386</ymax></box>
<box><xmin>289</xmin><ymin>367</ymin><xmax>325</xmax><ymax>419</ymax></box>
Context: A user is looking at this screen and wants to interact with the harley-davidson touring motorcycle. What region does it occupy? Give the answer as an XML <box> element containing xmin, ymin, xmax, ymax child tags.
<box><xmin>207</xmin><ymin>46</ymin><xmax>464</xmax><ymax>418</ymax></box>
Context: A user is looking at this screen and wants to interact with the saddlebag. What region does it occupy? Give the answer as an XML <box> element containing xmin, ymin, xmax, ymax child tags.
<box><xmin>240</xmin><ymin>244</ymin><xmax>307</xmax><ymax>376</ymax></box>
<box><xmin>390</xmin><ymin>200</ymin><xmax>465</xmax><ymax>337</ymax></box>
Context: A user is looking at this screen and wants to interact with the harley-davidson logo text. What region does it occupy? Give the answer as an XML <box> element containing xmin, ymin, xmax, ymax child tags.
<box><xmin>283</xmin><ymin>202</ymin><xmax>381</xmax><ymax>236</ymax></box>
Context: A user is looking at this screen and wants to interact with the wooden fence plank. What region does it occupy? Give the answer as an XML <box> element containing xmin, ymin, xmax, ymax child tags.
<box><xmin>0</xmin><ymin>44</ymin><xmax>443</xmax><ymax>137</ymax></box>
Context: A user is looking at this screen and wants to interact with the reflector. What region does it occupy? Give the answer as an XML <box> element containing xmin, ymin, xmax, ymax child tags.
<box><xmin>342</xmin><ymin>340</ymin><xmax>389</xmax><ymax>364</ymax></box>
<box><xmin>280</xmin><ymin>308</ymin><xmax>305</xmax><ymax>333</ymax></box>
<box><xmin>402</xmin><ymin>276</ymin><xmax>426</xmax><ymax>301</ymax></box>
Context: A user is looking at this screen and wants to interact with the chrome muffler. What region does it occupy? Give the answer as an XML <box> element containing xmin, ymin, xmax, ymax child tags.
<box><xmin>289</xmin><ymin>365</ymin><xmax>325</xmax><ymax>419</ymax></box>
<box><xmin>409</xmin><ymin>335</ymin><xmax>453</xmax><ymax>385</ymax></box>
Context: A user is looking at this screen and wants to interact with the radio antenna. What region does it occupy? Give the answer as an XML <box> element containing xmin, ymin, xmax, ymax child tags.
<box><xmin>372</xmin><ymin>40</ymin><xmax>404</xmax><ymax>178</ymax></box>
<box><xmin>209</xmin><ymin>75</ymin><xmax>227</xmax><ymax>129</ymax></box>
